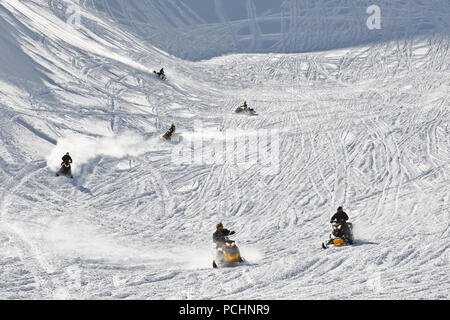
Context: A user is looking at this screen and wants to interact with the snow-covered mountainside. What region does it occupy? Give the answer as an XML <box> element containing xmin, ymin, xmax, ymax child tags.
<box><xmin>0</xmin><ymin>0</ymin><xmax>449</xmax><ymax>299</ymax></box>
<box><xmin>85</xmin><ymin>0</ymin><xmax>450</xmax><ymax>60</ymax></box>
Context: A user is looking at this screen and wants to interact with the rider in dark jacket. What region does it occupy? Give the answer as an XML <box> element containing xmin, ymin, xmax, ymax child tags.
<box><xmin>213</xmin><ymin>223</ymin><xmax>235</xmax><ymax>248</ymax></box>
<box><xmin>61</xmin><ymin>153</ymin><xmax>72</xmax><ymax>165</ymax></box>
<box><xmin>330</xmin><ymin>207</ymin><xmax>351</xmax><ymax>242</ymax></box>
<box><xmin>58</xmin><ymin>153</ymin><xmax>73</xmax><ymax>178</ymax></box>
<box><xmin>168</xmin><ymin>123</ymin><xmax>176</xmax><ymax>134</ymax></box>
<box><xmin>156</xmin><ymin>68</ymin><xmax>165</xmax><ymax>78</ymax></box>
<box><xmin>330</xmin><ymin>206</ymin><xmax>349</xmax><ymax>223</ymax></box>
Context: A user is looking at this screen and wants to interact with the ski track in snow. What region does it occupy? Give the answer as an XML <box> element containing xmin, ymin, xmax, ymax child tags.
<box><xmin>0</xmin><ymin>0</ymin><xmax>449</xmax><ymax>299</ymax></box>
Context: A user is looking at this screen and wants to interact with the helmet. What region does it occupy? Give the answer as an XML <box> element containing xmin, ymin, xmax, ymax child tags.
<box><xmin>216</xmin><ymin>223</ymin><xmax>223</xmax><ymax>229</ymax></box>
<box><xmin>337</xmin><ymin>206</ymin><xmax>343</xmax><ymax>212</ymax></box>
<box><xmin>66</xmin><ymin>152</ymin><xmax>70</xmax><ymax>155</ymax></box>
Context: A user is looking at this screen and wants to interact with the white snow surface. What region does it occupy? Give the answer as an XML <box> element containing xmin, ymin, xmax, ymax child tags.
<box><xmin>0</xmin><ymin>0</ymin><xmax>449</xmax><ymax>299</ymax></box>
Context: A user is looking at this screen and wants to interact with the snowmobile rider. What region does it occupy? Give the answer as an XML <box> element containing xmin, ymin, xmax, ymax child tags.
<box><xmin>330</xmin><ymin>206</ymin><xmax>349</xmax><ymax>223</ymax></box>
<box><xmin>330</xmin><ymin>206</ymin><xmax>350</xmax><ymax>234</ymax></box>
<box><xmin>156</xmin><ymin>68</ymin><xmax>165</xmax><ymax>79</ymax></box>
<box><xmin>213</xmin><ymin>223</ymin><xmax>235</xmax><ymax>248</ymax></box>
<box><xmin>241</xmin><ymin>101</ymin><xmax>248</xmax><ymax>110</ymax></box>
<box><xmin>168</xmin><ymin>123</ymin><xmax>176</xmax><ymax>134</ymax></box>
<box><xmin>61</xmin><ymin>152</ymin><xmax>72</xmax><ymax>166</ymax></box>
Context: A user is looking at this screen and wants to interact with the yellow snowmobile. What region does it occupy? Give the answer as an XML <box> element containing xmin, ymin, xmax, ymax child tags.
<box><xmin>235</xmin><ymin>106</ymin><xmax>256</xmax><ymax>115</ymax></box>
<box><xmin>162</xmin><ymin>124</ymin><xmax>176</xmax><ymax>141</ymax></box>
<box><xmin>235</xmin><ymin>102</ymin><xmax>256</xmax><ymax>115</ymax></box>
<box><xmin>322</xmin><ymin>222</ymin><xmax>354</xmax><ymax>249</ymax></box>
<box><xmin>213</xmin><ymin>237</ymin><xmax>244</xmax><ymax>268</ymax></box>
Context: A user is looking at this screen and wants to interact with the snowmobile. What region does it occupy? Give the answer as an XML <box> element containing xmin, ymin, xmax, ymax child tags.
<box><xmin>235</xmin><ymin>106</ymin><xmax>256</xmax><ymax>115</ymax></box>
<box><xmin>153</xmin><ymin>70</ymin><xmax>166</xmax><ymax>81</ymax></box>
<box><xmin>162</xmin><ymin>126</ymin><xmax>176</xmax><ymax>141</ymax></box>
<box><xmin>322</xmin><ymin>222</ymin><xmax>354</xmax><ymax>249</ymax></box>
<box><xmin>213</xmin><ymin>236</ymin><xmax>244</xmax><ymax>268</ymax></box>
<box><xmin>56</xmin><ymin>162</ymin><xmax>73</xmax><ymax>179</ymax></box>
<box><xmin>162</xmin><ymin>131</ymin><xmax>172</xmax><ymax>141</ymax></box>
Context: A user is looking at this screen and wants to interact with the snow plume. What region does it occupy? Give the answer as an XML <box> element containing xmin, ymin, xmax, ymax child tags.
<box><xmin>240</xmin><ymin>245</ymin><xmax>264</xmax><ymax>264</ymax></box>
<box><xmin>46</xmin><ymin>132</ymin><xmax>156</xmax><ymax>173</ymax></box>
<box><xmin>45</xmin><ymin>216</ymin><xmax>212</xmax><ymax>269</ymax></box>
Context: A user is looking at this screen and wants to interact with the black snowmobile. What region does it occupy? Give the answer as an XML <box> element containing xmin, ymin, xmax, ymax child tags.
<box><xmin>322</xmin><ymin>221</ymin><xmax>354</xmax><ymax>249</ymax></box>
<box><xmin>153</xmin><ymin>69</ymin><xmax>166</xmax><ymax>81</ymax></box>
<box><xmin>213</xmin><ymin>236</ymin><xmax>244</xmax><ymax>268</ymax></box>
<box><xmin>56</xmin><ymin>162</ymin><xmax>73</xmax><ymax>179</ymax></box>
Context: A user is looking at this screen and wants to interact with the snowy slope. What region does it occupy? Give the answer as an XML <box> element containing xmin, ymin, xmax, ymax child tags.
<box><xmin>0</xmin><ymin>0</ymin><xmax>449</xmax><ymax>299</ymax></box>
<box><xmin>84</xmin><ymin>0</ymin><xmax>450</xmax><ymax>60</ymax></box>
